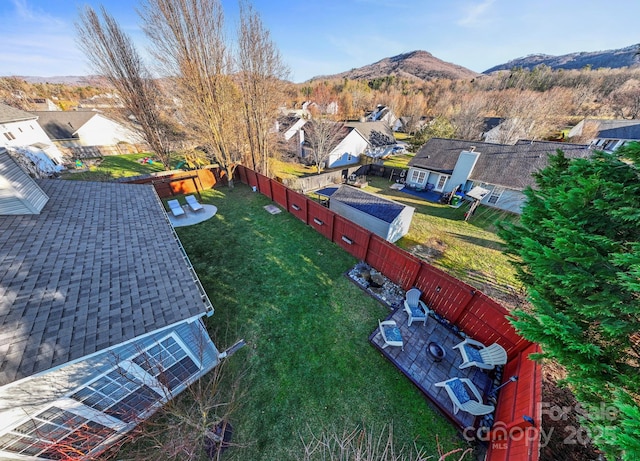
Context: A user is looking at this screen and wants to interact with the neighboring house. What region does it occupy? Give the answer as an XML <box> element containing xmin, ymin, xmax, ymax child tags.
<box><xmin>407</xmin><ymin>138</ymin><xmax>593</xmax><ymax>214</ymax></box>
<box><xmin>78</xmin><ymin>93</ymin><xmax>125</xmax><ymax>110</ymax></box>
<box><xmin>302</xmin><ymin>123</ymin><xmax>369</xmax><ymax>169</ymax></box>
<box><xmin>0</xmin><ymin>149</ymin><xmax>219</xmax><ymax>460</ymax></box>
<box><xmin>326</xmin><ymin>185</ymin><xmax>414</xmax><ymax>243</ymax></box>
<box><xmin>29</xmin><ymin>99</ymin><xmax>60</xmax><ymax>111</ymax></box>
<box><xmin>33</xmin><ymin>110</ymin><xmax>142</xmax><ymax>147</ymax></box>
<box><xmin>568</xmin><ymin>118</ymin><xmax>640</xmax><ymax>152</ymax></box>
<box><xmin>345</xmin><ymin>121</ymin><xmax>397</xmax><ymax>160</ymax></box>
<box><xmin>392</xmin><ymin>116</ymin><xmax>428</xmax><ymax>134</ymax></box>
<box><xmin>365</xmin><ymin>105</ymin><xmax>397</xmax><ymax>127</ymax></box>
<box><xmin>481</xmin><ymin>118</ymin><xmax>530</xmax><ymax>144</ymax></box>
<box><xmin>275</xmin><ymin>115</ymin><xmax>307</xmax><ymax>157</ymax></box>
<box><xmin>0</xmin><ymin>103</ymin><xmax>65</xmax><ymax>175</ymax></box>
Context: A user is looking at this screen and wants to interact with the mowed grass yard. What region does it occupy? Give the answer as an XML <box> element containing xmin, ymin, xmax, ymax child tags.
<box><xmin>174</xmin><ymin>185</ymin><xmax>465</xmax><ymax>460</ymax></box>
<box><xmin>362</xmin><ymin>176</ymin><xmax>521</xmax><ymax>303</ymax></box>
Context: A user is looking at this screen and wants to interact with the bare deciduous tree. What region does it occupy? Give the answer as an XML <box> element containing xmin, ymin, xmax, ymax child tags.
<box><xmin>76</xmin><ymin>6</ymin><xmax>178</xmax><ymax>170</ymax></box>
<box><xmin>303</xmin><ymin>118</ymin><xmax>346</xmax><ymax>174</ymax></box>
<box><xmin>236</xmin><ymin>1</ymin><xmax>289</xmax><ymax>176</ymax></box>
<box><xmin>141</xmin><ymin>0</ymin><xmax>242</xmax><ymax>187</ymax></box>
<box><xmin>450</xmin><ymin>93</ymin><xmax>489</xmax><ymax>140</ymax></box>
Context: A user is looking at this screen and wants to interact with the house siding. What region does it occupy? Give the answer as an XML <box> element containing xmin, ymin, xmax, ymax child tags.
<box><xmin>329</xmin><ymin>199</ymin><xmax>414</xmax><ymax>243</ymax></box>
<box><xmin>75</xmin><ymin>115</ymin><xmax>141</xmax><ymax>147</ymax></box>
<box><xmin>326</xmin><ymin>131</ymin><xmax>369</xmax><ymax>168</ymax></box>
<box><xmin>0</xmin><ymin>151</ymin><xmax>49</xmax><ymax>215</ymax></box>
<box><xmin>0</xmin><ymin>318</ymin><xmax>217</xmax><ymax>460</ymax></box>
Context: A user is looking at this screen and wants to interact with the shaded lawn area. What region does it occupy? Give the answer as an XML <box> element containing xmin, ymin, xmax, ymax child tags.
<box><xmin>175</xmin><ymin>184</ymin><xmax>465</xmax><ymax>460</ymax></box>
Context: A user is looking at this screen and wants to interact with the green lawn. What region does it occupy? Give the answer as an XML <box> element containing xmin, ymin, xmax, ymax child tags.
<box><xmin>363</xmin><ymin>176</ymin><xmax>521</xmax><ymax>304</ymax></box>
<box><xmin>173</xmin><ymin>185</ymin><xmax>464</xmax><ymax>460</ymax></box>
<box><xmin>60</xmin><ymin>153</ymin><xmax>174</xmax><ymax>181</ymax></box>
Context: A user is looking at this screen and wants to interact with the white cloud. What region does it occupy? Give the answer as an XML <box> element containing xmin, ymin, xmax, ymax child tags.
<box><xmin>457</xmin><ymin>0</ymin><xmax>496</xmax><ymax>27</ymax></box>
<box><xmin>10</xmin><ymin>0</ymin><xmax>65</xmax><ymax>26</ymax></box>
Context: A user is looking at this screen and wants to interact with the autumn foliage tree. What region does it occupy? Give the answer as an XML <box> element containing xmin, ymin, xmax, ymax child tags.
<box><xmin>499</xmin><ymin>144</ymin><xmax>640</xmax><ymax>460</ymax></box>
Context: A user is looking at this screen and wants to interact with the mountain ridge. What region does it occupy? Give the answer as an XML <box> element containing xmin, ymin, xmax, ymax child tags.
<box><xmin>483</xmin><ymin>44</ymin><xmax>640</xmax><ymax>73</ymax></box>
<box><xmin>310</xmin><ymin>50</ymin><xmax>480</xmax><ymax>82</ymax></box>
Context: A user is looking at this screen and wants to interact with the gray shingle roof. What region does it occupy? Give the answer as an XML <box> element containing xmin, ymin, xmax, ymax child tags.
<box><xmin>409</xmin><ymin>138</ymin><xmax>593</xmax><ymax>190</ymax></box>
<box><xmin>332</xmin><ymin>185</ymin><xmax>406</xmax><ymax>223</ymax></box>
<box><xmin>0</xmin><ymin>180</ymin><xmax>209</xmax><ymax>386</ymax></box>
<box><xmin>590</xmin><ymin>119</ymin><xmax>640</xmax><ymax>140</ymax></box>
<box><xmin>31</xmin><ymin>111</ymin><xmax>98</xmax><ymax>140</ymax></box>
<box><xmin>345</xmin><ymin>121</ymin><xmax>395</xmax><ymax>145</ymax></box>
<box><xmin>0</xmin><ymin>103</ymin><xmax>37</xmax><ymax>124</ymax></box>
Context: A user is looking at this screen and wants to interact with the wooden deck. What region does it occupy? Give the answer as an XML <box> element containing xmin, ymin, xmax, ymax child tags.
<box><xmin>370</xmin><ymin>307</ymin><xmax>496</xmax><ymax>431</ymax></box>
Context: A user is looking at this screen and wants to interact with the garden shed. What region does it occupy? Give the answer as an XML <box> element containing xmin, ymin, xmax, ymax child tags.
<box><xmin>324</xmin><ymin>185</ymin><xmax>414</xmax><ymax>243</ymax></box>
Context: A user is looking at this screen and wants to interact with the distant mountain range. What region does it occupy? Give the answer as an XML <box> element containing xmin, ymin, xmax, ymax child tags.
<box><xmin>9</xmin><ymin>44</ymin><xmax>640</xmax><ymax>86</ymax></box>
<box><xmin>311</xmin><ymin>50</ymin><xmax>480</xmax><ymax>82</ymax></box>
<box><xmin>16</xmin><ymin>75</ymin><xmax>111</xmax><ymax>86</ymax></box>
<box><xmin>483</xmin><ymin>44</ymin><xmax>640</xmax><ymax>73</ymax></box>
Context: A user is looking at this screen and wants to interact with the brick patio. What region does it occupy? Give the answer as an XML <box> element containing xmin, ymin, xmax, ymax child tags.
<box><xmin>369</xmin><ymin>307</ymin><xmax>496</xmax><ymax>430</ymax></box>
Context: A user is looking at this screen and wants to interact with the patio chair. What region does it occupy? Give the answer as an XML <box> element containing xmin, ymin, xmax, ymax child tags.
<box><xmin>453</xmin><ymin>338</ymin><xmax>507</xmax><ymax>370</ymax></box>
<box><xmin>185</xmin><ymin>194</ymin><xmax>204</xmax><ymax>212</ymax></box>
<box><xmin>167</xmin><ymin>199</ymin><xmax>185</xmax><ymax>217</ymax></box>
<box><xmin>403</xmin><ymin>287</ymin><xmax>431</xmax><ymax>326</ymax></box>
<box><xmin>435</xmin><ymin>377</ymin><xmax>495</xmax><ymax>415</ymax></box>
<box><xmin>378</xmin><ymin>319</ymin><xmax>403</xmax><ymax>351</ymax></box>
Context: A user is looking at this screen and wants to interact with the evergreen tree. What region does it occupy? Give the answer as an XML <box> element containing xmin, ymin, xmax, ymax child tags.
<box><xmin>499</xmin><ymin>144</ymin><xmax>640</xmax><ymax>460</ymax></box>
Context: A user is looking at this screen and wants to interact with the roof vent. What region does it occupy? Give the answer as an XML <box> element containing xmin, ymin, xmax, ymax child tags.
<box><xmin>469</xmin><ymin>146</ymin><xmax>476</xmax><ymax>152</ymax></box>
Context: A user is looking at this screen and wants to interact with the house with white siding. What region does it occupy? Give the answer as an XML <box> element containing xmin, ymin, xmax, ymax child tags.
<box><xmin>568</xmin><ymin>118</ymin><xmax>640</xmax><ymax>152</ymax></box>
<box><xmin>302</xmin><ymin>123</ymin><xmax>369</xmax><ymax>169</ymax></box>
<box><xmin>406</xmin><ymin>138</ymin><xmax>593</xmax><ymax>214</ymax></box>
<box><xmin>0</xmin><ymin>150</ymin><xmax>219</xmax><ymax>460</ymax></box>
<box><xmin>0</xmin><ymin>104</ymin><xmax>65</xmax><ymax>175</ymax></box>
<box><xmin>33</xmin><ymin>110</ymin><xmax>142</xmax><ymax>148</ymax></box>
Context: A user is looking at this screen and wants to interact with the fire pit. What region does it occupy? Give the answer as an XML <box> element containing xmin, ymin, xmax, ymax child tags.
<box><xmin>427</xmin><ymin>342</ymin><xmax>446</xmax><ymax>362</ymax></box>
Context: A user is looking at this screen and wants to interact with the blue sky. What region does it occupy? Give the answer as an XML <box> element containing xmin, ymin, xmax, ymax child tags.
<box><xmin>1</xmin><ymin>0</ymin><xmax>640</xmax><ymax>83</ymax></box>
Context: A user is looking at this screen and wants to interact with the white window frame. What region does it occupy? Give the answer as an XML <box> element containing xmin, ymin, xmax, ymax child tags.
<box><xmin>70</xmin><ymin>363</ymin><xmax>164</xmax><ymax>424</ymax></box>
<box><xmin>409</xmin><ymin>169</ymin><xmax>426</xmax><ymax>185</ymax></box>
<box><xmin>434</xmin><ymin>174</ymin><xmax>448</xmax><ymax>192</ymax></box>
<box><xmin>487</xmin><ymin>186</ymin><xmax>505</xmax><ymax>204</ymax></box>
<box><xmin>0</xmin><ymin>401</ymin><xmax>120</xmax><ymax>460</ymax></box>
<box><xmin>130</xmin><ymin>333</ymin><xmax>202</xmax><ymax>395</ymax></box>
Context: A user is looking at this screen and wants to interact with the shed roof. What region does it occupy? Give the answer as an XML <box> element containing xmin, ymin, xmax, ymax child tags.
<box><xmin>409</xmin><ymin>138</ymin><xmax>593</xmax><ymax>190</ymax></box>
<box><xmin>0</xmin><ymin>179</ymin><xmax>209</xmax><ymax>386</ymax></box>
<box><xmin>331</xmin><ymin>185</ymin><xmax>407</xmax><ymax>223</ymax></box>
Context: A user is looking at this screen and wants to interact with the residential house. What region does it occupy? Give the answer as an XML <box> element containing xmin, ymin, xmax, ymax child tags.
<box><xmin>365</xmin><ymin>105</ymin><xmax>397</xmax><ymax>127</ymax></box>
<box><xmin>407</xmin><ymin>138</ymin><xmax>592</xmax><ymax>214</ymax></box>
<box><xmin>392</xmin><ymin>116</ymin><xmax>428</xmax><ymax>134</ymax></box>
<box><xmin>325</xmin><ymin>185</ymin><xmax>414</xmax><ymax>243</ymax></box>
<box><xmin>29</xmin><ymin>99</ymin><xmax>60</xmax><ymax>112</ymax></box>
<box><xmin>275</xmin><ymin>115</ymin><xmax>307</xmax><ymax>157</ymax></box>
<box><xmin>0</xmin><ymin>149</ymin><xmax>219</xmax><ymax>460</ymax></box>
<box><xmin>567</xmin><ymin>118</ymin><xmax>640</xmax><ymax>152</ymax></box>
<box><xmin>481</xmin><ymin>118</ymin><xmax>530</xmax><ymax>144</ymax></box>
<box><xmin>302</xmin><ymin>123</ymin><xmax>369</xmax><ymax>169</ymax></box>
<box><xmin>344</xmin><ymin>121</ymin><xmax>397</xmax><ymax>160</ymax></box>
<box><xmin>0</xmin><ymin>103</ymin><xmax>65</xmax><ymax>175</ymax></box>
<box><xmin>33</xmin><ymin>110</ymin><xmax>142</xmax><ymax>148</ymax></box>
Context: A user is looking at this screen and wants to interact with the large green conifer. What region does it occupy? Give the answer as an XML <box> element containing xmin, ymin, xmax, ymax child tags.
<box><xmin>499</xmin><ymin>144</ymin><xmax>640</xmax><ymax>459</ymax></box>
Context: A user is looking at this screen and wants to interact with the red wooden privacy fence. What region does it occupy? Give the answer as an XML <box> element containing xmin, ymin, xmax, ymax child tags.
<box><xmin>123</xmin><ymin>167</ymin><xmax>222</xmax><ymax>198</ymax></box>
<box><xmin>237</xmin><ymin>165</ymin><xmax>542</xmax><ymax>461</ymax></box>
